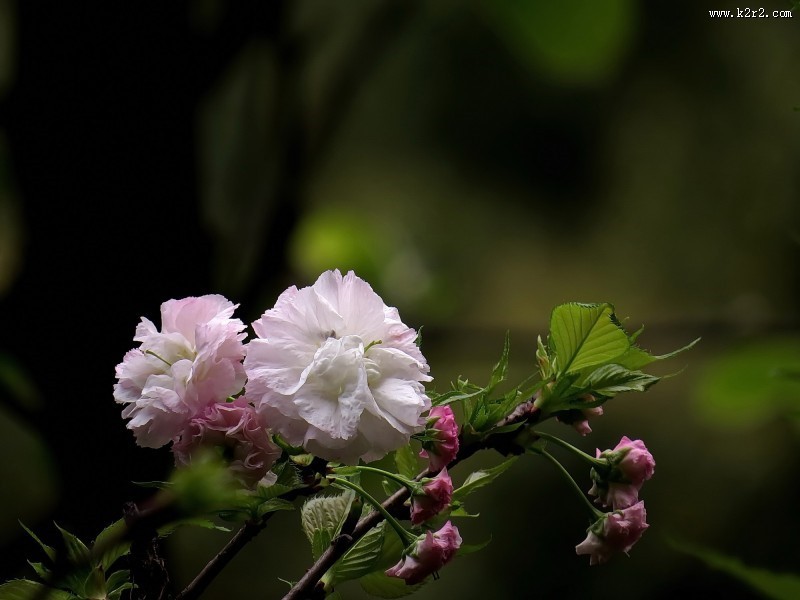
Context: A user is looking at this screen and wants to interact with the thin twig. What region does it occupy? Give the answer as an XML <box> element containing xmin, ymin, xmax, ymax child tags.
<box><xmin>175</xmin><ymin>516</ymin><xmax>273</xmax><ymax>600</ymax></box>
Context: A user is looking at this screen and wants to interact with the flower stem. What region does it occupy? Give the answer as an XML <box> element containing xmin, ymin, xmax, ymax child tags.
<box><xmin>533</xmin><ymin>430</ymin><xmax>606</xmax><ymax>468</ymax></box>
<box><xmin>333</xmin><ymin>465</ymin><xmax>418</xmax><ymax>492</ymax></box>
<box><xmin>329</xmin><ymin>477</ymin><xmax>416</xmax><ymax>546</ymax></box>
<box><xmin>533</xmin><ymin>448</ymin><xmax>604</xmax><ymax>519</ymax></box>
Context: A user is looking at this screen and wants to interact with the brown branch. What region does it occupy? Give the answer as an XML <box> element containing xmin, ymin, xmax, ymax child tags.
<box><xmin>282</xmin><ymin>400</ymin><xmax>543</xmax><ymax>600</ymax></box>
<box><xmin>175</xmin><ymin>516</ymin><xmax>273</xmax><ymax>600</ymax></box>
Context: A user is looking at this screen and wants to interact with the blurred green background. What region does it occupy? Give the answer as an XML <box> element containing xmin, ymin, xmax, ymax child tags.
<box><xmin>1</xmin><ymin>0</ymin><xmax>799</xmax><ymax>598</ymax></box>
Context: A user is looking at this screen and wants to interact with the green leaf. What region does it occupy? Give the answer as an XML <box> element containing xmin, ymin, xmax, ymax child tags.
<box><xmin>672</xmin><ymin>539</ymin><xmax>800</xmax><ymax>600</ymax></box>
<box><xmin>19</xmin><ymin>522</ymin><xmax>56</xmax><ymax>562</ymax></box>
<box><xmin>0</xmin><ymin>580</ymin><xmax>74</xmax><ymax>600</ymax></box>
<box><xmin>327</xmin><ymin>522</ymin><xmax>386</xmax><ymax>586</ymax></box>
<box><xmin>579</xmin><ymin>364</ymin><xmax>660</xmax><ymax>398</ymax></box>
<box><xmin>453</xmin><ymin>457</ymin><xmax>518</xmax><ymax>501</ymax></box>
<box><xmin>104</xmin><ymin>570</ymin><xmax>131</xmax><ymax>594</ymax></box>
<box><xmin>82</xmin><ymin>565</ymin><xmax>106</xmax><ymax>599</ymax></box>
<box><xmin>360</xmin><ymin>570</ymin><xmax>426</xmax><ymax>598</ymax></box>
<box><xmin>256</xmin><ymin>498</ymin><xmax>295</xmax><ymax>518</ymax></box>
<box><xmin>93</xmin><ymin>519</ymin><xmax>130</xmax><ymax>572</ymax></box>
<box><xmin>457</xmin><ymin>535</ymin><xmax>492</xmax><ymax>556</ymax></box>
<box><xmin>55</xmin><ymin>524</ymin><xmax>91</xmax><ymax>567</ymax></box>
<box><xmin>301</xmin><ymin>491</ymin><xmax>354</xmax><ymax>561</ymax></box>
<box><xmin>615</xmin><ymin>337</ymin><xmax>700</xmax><ymax>371</ymax></box>
<box><xmin>487</xmin><ymin>332</ymin><xmax>511</xmax><ymax>391</ymax></box>
<box><xmin>394</xmin><ymin>445</ymin><xmax>420</xmax><ymax>480</ymax></box>
<box><xmin>27</xmin><ymin>562</ymin><xmax>49</xmax><ymax>581</ymax></box>
<box><xmin>549</xmin><ymin>303</ymin><xmax>629</xmax><ymax>374</ymax></box>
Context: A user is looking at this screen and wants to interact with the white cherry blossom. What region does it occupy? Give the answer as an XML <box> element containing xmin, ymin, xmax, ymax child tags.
<box><xmin>244</xmin><ymin>270</ymin><xmax>431</xmax><ymax>464</ymax></box>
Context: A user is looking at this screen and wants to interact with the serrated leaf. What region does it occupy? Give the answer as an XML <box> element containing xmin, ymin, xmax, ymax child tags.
<box><xmin>327</xmin><ymin>522</ymin><xmax>386</xmax><ymax>586</ymax></box>
<box><xmin>27</xmin><ymin>562</ymin><xmax>49</xmax><ymax>581</ymax></box>
<box><xmin>616</xmin><ymin>337</ymin><xmax>700</xmax><ymax>370</ymax></box>
<box><xmin>487</xmin><ymin>332</ymin><xmax>511</xmax><ymax>391</ymax></box>
<box><xmin>394</xmin><ymin>445</ymin><xmax>420</xmax><ymax>480</ymax></box>
<box><xmin>301</xmin><ymin>491</ymin><xmax>354</xmax><ymax>561</ymax></box>
<box><xmin>453</xmin><ymin>457</ymin><xmax>517</xmax><ymax>501</ymax></box>
<box><xmin>671</xmin><ymin>539</ymin><xmax>800</xmax><ymax>600</ymax></box>
<box><xmin>360</xmin><ymin>570</ymin><xmax>426</xmax><ymax>598</ymax></box>
<box><xmin>580</xmin><ymin>364</ymin><xmax>660</xmax><ymax>398</ymax></box>
<box><xmin>550</xmin><ymin>303</ymin><xmax>629</xmax><ymax>374</ymax></box>
<box><xmin>55</xmin><ymin>524</ymin><xmax>91</xmax><ymax>567</ymax></box>
<box><xmin>93</xmin><ymin>520</ymin><xmax>130</xmax><ymax>572</ymax></box>
<box><xmin>19</xmin><ymin>522</ymin><xmax>56</xmax><ymax>562</ymax></box>
<box><xmin>0</xmin><ymin>580</ymin><xmax>74</xmax><ymax>600</ymax></box>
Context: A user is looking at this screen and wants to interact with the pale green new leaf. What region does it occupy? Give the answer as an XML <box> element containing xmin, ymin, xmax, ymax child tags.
<box><xmin>549</xmin><ymin>303</ymin><xmax>629</xmax><ymax>374</ymax></box>
<box><xmin>301</xmin><ymin>491</ymin><xmax>354</xmax><ymax>561</ymax></box>
<box><xmin>327</xmin><ymin>522</ymin><xmax>386</xmax><ymax>586</ymax></box>
<box><xmin>453</xmin><ymin>457</ymin><xmax>518</xmax><ymax>501</ymax></box>
<box><xmin>0</xmin><ymin>580</ymin><xmax>74</xmax><ymax>600</ymax></box>
<box><xmin>360</xmin><ymin>570</ymin><xmax>426</xmax><ymax>598</ymax></box>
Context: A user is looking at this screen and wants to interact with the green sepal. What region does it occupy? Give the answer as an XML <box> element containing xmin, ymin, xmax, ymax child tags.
<box><xmin>452</xmin><ymin>456</ymin><xmax>517</xmax><ymax>501</ymax></box>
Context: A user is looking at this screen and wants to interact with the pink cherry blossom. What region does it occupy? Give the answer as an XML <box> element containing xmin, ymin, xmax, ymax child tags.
<box><xmin>589</xmin><ymin>436</ymin><xmax>656</xmax><ymax>509</ymax></box>
<box><xmin>576</xmin><ymin>501</ymin><xmax>649</xmax><ymax>565</ymax></box>
<box><xmin>410</xmin><ymin>468</ymin><xmax>453</xmax><ymax>525</ymax></box>
<box><xmin>386</xmin><ymin>521</ymin><xmax>462</xmax><ymax>585</ymax></box>
<box><xmin>244</xmin><ymin>270</ymin><xmax>431</xmax><ymax>464</ymax></box>
<box><xmin>114</xmin><ymin>295</ymin><xmax>247</xmax><ymax>448</ymax></box>
<box><xmin>172</xmin><ymin>398</ymin><xmax>281</xmax><ymax>488</ymax></box>
<box><xmin>419</xmin><ymin>405</ymin><xmax>459</xmax><ymax>471</ymax></box>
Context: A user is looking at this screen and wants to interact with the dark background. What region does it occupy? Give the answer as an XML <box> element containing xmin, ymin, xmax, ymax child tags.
<box><xmin>0</xmin><ymin>1</ymin><xmax>798</xmax><ymax>598</ymax></box>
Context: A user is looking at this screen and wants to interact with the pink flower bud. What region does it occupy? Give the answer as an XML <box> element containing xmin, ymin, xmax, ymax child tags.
<box><xmin>575</xmin><ymin>501</ymin><xmax>649</xmax><ymax>565</ymax></box>
<box><xmin>410</xmin><ymin>468</ymin><xmax>454</xmax><ymax>525</ymax></box>
<box><xmin>386</xmin><ymin>521</ymin><xmax>462</xmax><ymax>585</ymax></box>
<box><xmin>173</xmin><ymin>399</ymin><xmax>282</xmax><ymax>488</ymax></box>
<box><xmin>420</xmin><ymin>406</ymin><xmax>459</xmax><ymax>471</ymax></box>
<box><xmin>589</xmin><ymin>436</ymin><xmax>655</xmax><ymax>509</ymax></box>
<box><xmin>556</xmin><ymin>396</ymin><xmax>602</xmax><ymax>436</ymax></box>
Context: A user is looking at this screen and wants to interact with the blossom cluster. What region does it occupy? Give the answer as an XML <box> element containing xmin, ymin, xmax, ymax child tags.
<box><xmin>114</xmin><ymin>270</ymin><xmax>433</xmax><ymax>483</ymax></box>
<box><xmin>575</xmin><ymin>436</ymin><xmax>655</xmax><ymax>565</ymax></box>
<box><xmin>112</xmin><ymin>269</ymin><xmax>664</xmax><ymax>589</ymax></box>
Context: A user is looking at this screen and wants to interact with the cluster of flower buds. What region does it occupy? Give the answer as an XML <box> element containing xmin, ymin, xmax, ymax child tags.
<box><xmin>575</xmin><ymin>436</ymin><xmax>655</xmax><ymax>564</ymax></box>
